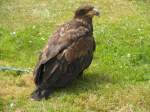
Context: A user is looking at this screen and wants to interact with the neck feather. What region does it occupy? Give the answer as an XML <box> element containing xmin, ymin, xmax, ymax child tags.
<box><xmin>74</xmin><ymin>17</ymin><xmax>93</xmax><ymax>34</ymax></box>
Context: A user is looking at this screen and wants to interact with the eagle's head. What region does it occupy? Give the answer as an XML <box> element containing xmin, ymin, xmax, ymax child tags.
<box><xmin>74</xmin><ymin>5</ymin><xmax>100</xmax><ymax>19</ymax></box>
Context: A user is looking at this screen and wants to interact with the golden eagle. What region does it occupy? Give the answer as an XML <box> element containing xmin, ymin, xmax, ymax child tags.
<box><xmin>31</xmin><ymin>5</ymin><xmax>99</xmax><ymax>100</ymax></box>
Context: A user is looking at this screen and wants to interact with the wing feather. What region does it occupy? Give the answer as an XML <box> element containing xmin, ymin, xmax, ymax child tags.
<box><xmin>33</xmin><ymin>22</ymin><xmax>90</xmax><ymax>85</ymax></box>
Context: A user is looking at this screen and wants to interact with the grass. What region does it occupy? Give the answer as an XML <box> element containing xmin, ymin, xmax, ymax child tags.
<box><xmin>0</xmin><ymin>0</ymin><xmax>150</xmax><ymax>112</ymax></box>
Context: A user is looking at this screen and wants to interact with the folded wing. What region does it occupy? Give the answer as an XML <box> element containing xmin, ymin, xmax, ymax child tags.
<box><xmin>33</xmin><ymin>21</ymin><xmax>95</xmax><ymax>89</ymax></box>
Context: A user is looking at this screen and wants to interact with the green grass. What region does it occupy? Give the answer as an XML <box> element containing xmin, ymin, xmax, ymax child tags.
<box><xmin>0</xmin><ymin>0</ymin><xmax>150</xmax><ymax>112</ymax></box>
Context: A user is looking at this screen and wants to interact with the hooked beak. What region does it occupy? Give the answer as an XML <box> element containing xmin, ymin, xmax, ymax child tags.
<box><xmin>93</xmin><ymin>8</ymin><xmax>100</xmax><ymax>16</ymax></box>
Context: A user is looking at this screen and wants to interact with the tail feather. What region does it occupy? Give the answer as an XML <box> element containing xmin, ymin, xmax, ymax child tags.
<box><xmin>31</xmin><ymin>87</ymin><xmax>53</xmax><ymax>101</ymax></box>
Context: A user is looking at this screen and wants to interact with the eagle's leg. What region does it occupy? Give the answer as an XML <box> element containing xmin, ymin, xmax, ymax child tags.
<box><xmin>77</xmin><ymin>71</ymin><xmax>83</xmax><ymax>79</ymax></box>
<box><xmin>43</xmin><ymin>87</ymin><xmax>54</xmax><ymax>100</ymax></box>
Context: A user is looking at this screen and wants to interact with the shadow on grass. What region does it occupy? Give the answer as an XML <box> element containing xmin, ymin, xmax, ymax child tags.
<box><xmin>55</xmin><ymin>72</ymin><xmax>114</xmax><ymax>95</ymax></box>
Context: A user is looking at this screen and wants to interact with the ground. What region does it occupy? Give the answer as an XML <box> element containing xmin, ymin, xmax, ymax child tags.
<box><xmin>0</xmin><ymin>0</ymin><xmax>150</xmax><ymax>112</ymax></box>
